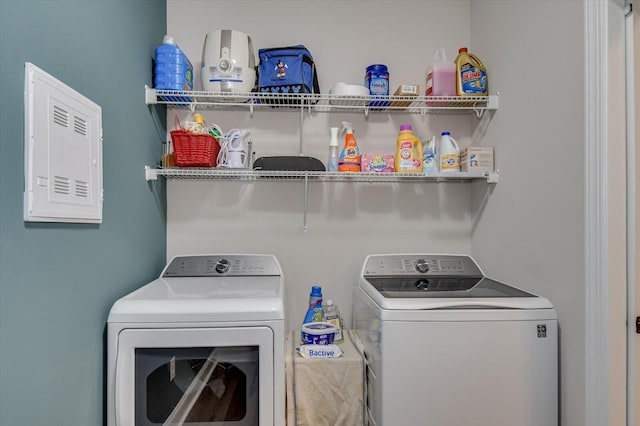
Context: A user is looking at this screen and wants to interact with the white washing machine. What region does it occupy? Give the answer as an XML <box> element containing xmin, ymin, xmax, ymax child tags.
<box><xmin>353</xmin><ymin>254</ymin><xmax>558</xmax><ymax>426</ymax></box>
<box><xmin>107</xmin><ymin>254</ymin><xmax>285</xmax><ymax>426</ymax></box>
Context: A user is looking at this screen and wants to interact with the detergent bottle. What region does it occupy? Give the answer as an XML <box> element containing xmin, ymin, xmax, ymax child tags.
<box><xmin>154</xmin><ymin>35</ymin><xmax>193</xmax><ymax>91</ymax></box>
<box><xmin>455</xmin><ymin>47</ymin><xmax>488</xmax><ymax>96</ymax></box>
<box><xmin>439</xmin><ymin>131</ymin><xmax>460</xmax><ymax>172</ymax></box>
<box><xmin>423</xmin><ymin>135</ymin><xmax>437</xmax><ymax>174</ymax></box>
<box><xmin>426</xmin><ymin>48</ymin><xmax>456</xmax><ymax>97</ymax></box>
<box><xmin>394</xmin><ymin>124</ymin><xmax>423</xmax><ymax>173</ymax></box>
<box><xmin>338</xmin><ymin>121</ymin><xmax>361</xmax><ymax>172</ymax></box>
<box><xmin>303</xmin><ymin>286</ymin><xmax>324</xmax><ymax>325</ymax></box>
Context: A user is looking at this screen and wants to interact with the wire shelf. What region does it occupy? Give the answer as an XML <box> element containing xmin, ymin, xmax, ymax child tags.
<box><xmin>145</xmin><ymin>166</ymin><xmax>498</xmax><ymax>183</ymax></box>
<box><xmin>145</xmin><ymin>86</ymin><xmax>498</xmax><ymax>116</ymax></box>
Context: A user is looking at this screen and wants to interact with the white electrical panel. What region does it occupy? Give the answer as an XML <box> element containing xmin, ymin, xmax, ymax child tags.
<box><xmin>24</xmin><ymin>62</ymin><xmax>103</xmax><ymax>223</ymax></box>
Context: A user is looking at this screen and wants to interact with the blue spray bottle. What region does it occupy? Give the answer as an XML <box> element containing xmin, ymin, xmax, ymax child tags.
<box><xmin>303</xmin><ymin>286</ymin><xmax>324</xmax><ymax>324</ymax></box>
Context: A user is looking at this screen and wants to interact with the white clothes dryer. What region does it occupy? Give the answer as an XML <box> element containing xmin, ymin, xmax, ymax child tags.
<box><xmin>353</xmin><ymin>254</ymin><xmax>558</xmax><ymax>426</ymax></box>
<box><xmin>107</xmin><ymin>254</ymin><xmax>285</xmax><ymax>426</ymax></box>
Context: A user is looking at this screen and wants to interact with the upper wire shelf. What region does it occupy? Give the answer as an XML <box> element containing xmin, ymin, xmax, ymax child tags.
<box><xmin>145</xmin><ymin>86</ymin><xmax>498</xmax><ymax>117</ymax></box>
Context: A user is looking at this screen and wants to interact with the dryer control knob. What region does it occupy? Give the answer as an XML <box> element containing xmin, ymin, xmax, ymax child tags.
<box><xmin>414</xmin><ymin>259</ymin><xmax>430</xmax><ymax>273</ymax></box>
<box><xmin>215</xmin><ymin>258</ymin><xmax>231</xmax><ymax>274</ymax></box>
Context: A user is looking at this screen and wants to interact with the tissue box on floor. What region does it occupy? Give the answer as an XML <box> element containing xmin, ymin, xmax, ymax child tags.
<box><xmin>460</xmin><ymin>147</ymin><xmax>494</xmax><ymax>173</ymax></box>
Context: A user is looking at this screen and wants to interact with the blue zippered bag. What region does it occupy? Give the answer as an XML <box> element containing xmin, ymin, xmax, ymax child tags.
<box><xmin>257</xmin><ymin>45</ymin><xmax>320</xmax><ymax>99</ymax></box>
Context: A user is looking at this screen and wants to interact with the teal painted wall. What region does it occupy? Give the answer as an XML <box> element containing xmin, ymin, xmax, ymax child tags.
<box><xmin>0</xmin><ymin>1</ymin><xmax>167</xmax><ymax>424</ymax></box>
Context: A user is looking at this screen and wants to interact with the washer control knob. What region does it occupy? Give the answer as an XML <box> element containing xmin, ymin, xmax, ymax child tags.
<box><xmin>414</xmin><ymin>259</ymin><xmax>430</xmax><ymax>273</ymax></box>
<box><xmin>215</xmin><ymin>258</ymin><xmax>230</xmax><ymax>274</ymax></box>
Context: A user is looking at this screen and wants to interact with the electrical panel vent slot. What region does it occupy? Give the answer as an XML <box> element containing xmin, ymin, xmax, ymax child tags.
<box><xmin>53</xmin><ymin>105</ymin><xmax>69</xmax><ymax>128</ymax></box>
<box><xmin>24</xmin><ymin>62</ymin><xmax>103</xmax><ymax>223</ymax></box>
<box><xmin>75</xmin><ymin>180</ymin><xmax>89</xmax><ymax>197</ymax></box>
<box><xmin>53</xmin><ymin>176</ymin><xmax>71</xmax><ymax>195</ymax></box>
<box><xmin>74</xmin><ymin>116</ymin><xmax>87</xmax><ymax>136</ymax></box>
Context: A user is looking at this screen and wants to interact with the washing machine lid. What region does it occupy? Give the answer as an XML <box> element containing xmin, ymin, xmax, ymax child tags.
<box><xmin>359</xmin><ymin>254</ymin><xmax>554</xmax><ymax>310</ymax></box>
<box><xmin>108</xmin><ymin>254</ymin><xmax>285</xmax><ymax>323</ymax></box>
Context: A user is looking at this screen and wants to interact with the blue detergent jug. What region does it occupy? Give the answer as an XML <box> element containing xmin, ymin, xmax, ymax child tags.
<box><xmin>154</xmin><ymin>35</ymin><xmax>193</xmax><ymax>91</ymax></box>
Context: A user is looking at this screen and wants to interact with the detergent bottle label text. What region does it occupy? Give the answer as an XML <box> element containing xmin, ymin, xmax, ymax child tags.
<box><xmin>460</xmin><ymin>65</ymin><xmax>487</xmax><ymax>94</ymax></box>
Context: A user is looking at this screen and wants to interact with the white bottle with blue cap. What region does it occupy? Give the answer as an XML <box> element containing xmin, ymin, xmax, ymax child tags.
<box><xmin>439</xmin><ymin>131</ymin><xmax>460</xmax><ymax>172</ymax></box>
<box><xmin>303</xmin><ymin>286</ymin><xmax>324</xmax><ymax>324</ymax></box>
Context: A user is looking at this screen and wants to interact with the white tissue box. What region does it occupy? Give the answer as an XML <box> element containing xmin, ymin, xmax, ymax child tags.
<box><xmin>461</xmin><ymin>147</ymin><xmax>494</xmax><ymax>173</ymax></box>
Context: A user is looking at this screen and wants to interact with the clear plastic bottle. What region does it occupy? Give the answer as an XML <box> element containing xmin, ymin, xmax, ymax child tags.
<box><xmin>328</xmin><ymin>127</ymin><xmax>339</xmax><ymax>172</ymax></box>
<box><xmin>426</xmin><ymin>48</ymin><xmax>457</xmax><ymax>97</ymax></box>
<box><xmin>323</xmin><ymin>299</ymin><xmax>343</xmax><ymax>342</ymax></box>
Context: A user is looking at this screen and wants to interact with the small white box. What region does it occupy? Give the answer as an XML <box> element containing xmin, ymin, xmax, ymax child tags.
<box><xmin>461</xmin><ymin>147</ymin><xmax>494</xmax><ymax>173</ymax></box>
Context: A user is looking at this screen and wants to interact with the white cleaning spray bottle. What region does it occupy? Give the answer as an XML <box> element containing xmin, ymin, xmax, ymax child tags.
<box><xmin>328</xmin><ymin>127</ymin><xmax>339</xmax><ymax>172</ymax></box>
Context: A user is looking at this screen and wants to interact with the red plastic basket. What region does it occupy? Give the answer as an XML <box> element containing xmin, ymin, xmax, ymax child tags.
<box><xmin>170</xmin><ymin>129</ymin><xmax>220</xmax><ymax>167</ymax></box>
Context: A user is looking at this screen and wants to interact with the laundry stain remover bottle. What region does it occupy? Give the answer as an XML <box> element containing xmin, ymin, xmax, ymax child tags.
<box><xmin>338</xmin><ymin>121</ymin><xmax>361</xmax><ymax>172</ymax></box>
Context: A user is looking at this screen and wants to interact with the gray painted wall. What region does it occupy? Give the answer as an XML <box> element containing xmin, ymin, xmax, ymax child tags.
<box><xmin>471</xmin><ymin>0</ymin><xmax>586</xmax><ymax>426</ymax></box>
<box><xmin>0</xmin><ymin>1</ymin><xmax>167</xmax><ymax>425</ymax></box>
<box><xmin>469</xmin><ymin>2</ymin><xmax>585</xmax><ymax>425</ymax></box>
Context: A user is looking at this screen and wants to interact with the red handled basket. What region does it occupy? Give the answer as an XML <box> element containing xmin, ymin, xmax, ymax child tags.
<box><xmin>170</xmin><ymin>129</ymin><xmax>220</xmax><ymax>167</ymax></box>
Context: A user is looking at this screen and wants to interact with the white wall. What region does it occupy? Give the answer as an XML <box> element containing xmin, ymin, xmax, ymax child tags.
<box><xmin>467</xmin><ymin>1</ymin><xmax>586</xmax><ymax>426</ymax></box>
<box><xmin>166</xmin><ymin>0</ymin><xmax>587</xmax><ymax>424</ymax></box>
<box><xmin>166</xmin><ymin>0</ymin><xmax>480</xmax><ymax>331</ymax></box>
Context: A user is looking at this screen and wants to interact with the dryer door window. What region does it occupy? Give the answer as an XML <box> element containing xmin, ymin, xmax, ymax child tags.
<box><xmin>136</xmin><ymin>346</ymin><xmax>258</xmax><ymax>424</ymax></box>
<box><xmin>114</xmin><ymin>327</ymin><xmax>273</xmax><ymax>426</ymax></box>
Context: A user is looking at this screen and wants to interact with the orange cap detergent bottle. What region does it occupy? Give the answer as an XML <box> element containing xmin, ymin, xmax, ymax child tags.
<box><xmin>338</xmin><ymin>121</ymin><xmax>361</xmax><ymax>172</ymax></box>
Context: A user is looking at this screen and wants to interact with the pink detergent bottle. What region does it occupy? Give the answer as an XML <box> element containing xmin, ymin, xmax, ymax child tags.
<box><xmin>426</xmin><ymin>48</ymin><xmax>457</xmax><ymax>97</ymax></box>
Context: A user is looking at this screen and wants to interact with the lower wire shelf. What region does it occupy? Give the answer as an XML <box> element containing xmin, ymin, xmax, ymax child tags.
<box><xmin>144</xmin><ymin>166</ymin><xmax>499</xmax><ymax>183</ymax></box>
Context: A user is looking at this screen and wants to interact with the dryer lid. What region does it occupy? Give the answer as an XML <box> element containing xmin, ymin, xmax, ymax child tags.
<box><xmin>108</xmin><ymin>276</ymin><xmax>285</xmax><ymax>323</ymax></box>
<box><xmin>107</xmin><ymin>254</ymin><xmax>285</xmax><ymax>323</ymax></box>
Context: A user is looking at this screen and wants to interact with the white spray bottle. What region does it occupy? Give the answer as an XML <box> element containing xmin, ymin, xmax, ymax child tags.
<box><xmin>328</xmin><ymin>127</ymin><xmax>339</xmax><ymax>172</ymax></box>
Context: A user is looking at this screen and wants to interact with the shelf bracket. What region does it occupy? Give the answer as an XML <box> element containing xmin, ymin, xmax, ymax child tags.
<box><xmin>485</xmin><ymin>171</ymin><xmax>499</xmax><ymax>184</ymax></box>
<box><xmin>364</xmin><ymin>107</ymin><xmax>369</xmax><ymax>120</ymax></box>
<box><xmin>303</xmin><ymin>174</ymin><xmax>309</xmax><ymax>231</ymax></box>
<box><xmin>145</xmin><ymin>85</ymin><xmax>157</xmax><ymax>105</ymax></box>
<box><xmin>473</xmin><ymin>104</ymin><xmax>485</xmax><ymax>119</ymax></box>
<box><xmin>145</xmin><ymin>165</ymin><xmax>159</xmax><ymax>181</ymax></box>
<box><xmin>299</xmin><ymin>107</ymin><xmax>304</xmax><ymax>154</ymax></box>
<box><xmin>249</xmin><ymin>102</ymin><xmax>254</xmax><ymax>118</ymax></box>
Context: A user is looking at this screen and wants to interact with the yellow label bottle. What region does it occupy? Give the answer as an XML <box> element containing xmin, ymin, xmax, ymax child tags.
<box><xmin>455</xmin><ymin>47</ymin><xmax>488</xmax><ymax>96</ymax></box>
<box><xmin>394</xmin><ymin>124</ymin><xmax>423</xmax><ymax>173</ymax></box>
